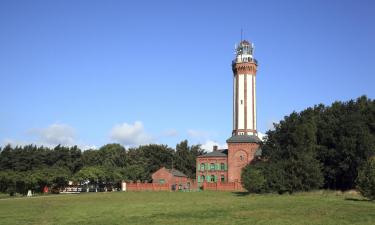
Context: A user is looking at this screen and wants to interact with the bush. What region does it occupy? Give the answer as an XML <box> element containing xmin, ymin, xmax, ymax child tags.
<box><xmin>241</xmin><ymin>164</ymin><xmax>266</xmax><ymax>193</ymax></box>
<box><xmin>356</xmin><ymin>156</ymin><xmax>375</xmax><ymax>200</ymax></box>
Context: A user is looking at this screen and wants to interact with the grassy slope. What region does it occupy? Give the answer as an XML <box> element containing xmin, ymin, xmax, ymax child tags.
<box><xmin>0</xmin><ymin>191</ymin><xmax>374</xmax><ymax>225</ymax></box>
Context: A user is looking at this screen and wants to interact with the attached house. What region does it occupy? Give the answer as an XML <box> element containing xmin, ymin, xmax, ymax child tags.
<box><xmin>152</xmin><ymin>167</ymin><xmax>192</xmax><ymax>190</ymax></box>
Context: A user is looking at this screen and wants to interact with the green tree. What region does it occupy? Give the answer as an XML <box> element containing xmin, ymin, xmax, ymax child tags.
<box><xmin>259</xmin><ymin>108</ymin><xmax>323</xmax><ymax>193</ymax></box>
<box><xmin>241</xmin><ymin>163</ymin><xmax>266</xmax><ymax>193</ymax></box>
<box><xmin>261</xmin><ymin>96</ymin><xmax>375</xmax><ymax>192</ymax></box>
<box><xmin>174</xmin><ymin>140</ymin><xmax>205</xmax><ymax>178</ymax></box>
<box><xmin>356</xmin><ymin>156</ymin><xmax>375</xmax><ymax>200</ymax></box>
<box><xmin>134</xmin><ymin>144</ymin><xmax>174</xmax><ymax>181</ymax></box>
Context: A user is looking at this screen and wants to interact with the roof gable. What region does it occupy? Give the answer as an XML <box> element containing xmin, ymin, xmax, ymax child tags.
<box><xmin>153</xmin><ymin>167</ymin><xmax>188</xmax><ymax>177</ymax></box>
<box><xmin>168</xmin><ymin>169</ymin><xmax>187</xmax><ymax>177</ymax></box>
<box><xmin>198</xmin><ymin>149</ymin><xmax>228</xmax><ymax>158</ymax></box>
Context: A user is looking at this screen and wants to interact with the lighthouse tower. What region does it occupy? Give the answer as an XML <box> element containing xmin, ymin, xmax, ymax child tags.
<box><xmin>232</xmin><ymin>40</ymin><xmax>258</xmax><ymax>136</ymax></box>
<box><xmin>226</xmin><ymin>39</ymin><xmax>261</xmax><ymax>183</ymax></box>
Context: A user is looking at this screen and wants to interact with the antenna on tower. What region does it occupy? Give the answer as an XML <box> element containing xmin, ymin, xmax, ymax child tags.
<box><xmin>240</xmin><ymin>28</ymin><xmax>243</xmax><ymax>42</ymax></box>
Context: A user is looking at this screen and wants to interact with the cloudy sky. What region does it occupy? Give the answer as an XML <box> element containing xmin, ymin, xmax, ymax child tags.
<box><xmin>1</xmin><ymin>0</ymin><xmax>374</xmax><ymax>151</ymax></box>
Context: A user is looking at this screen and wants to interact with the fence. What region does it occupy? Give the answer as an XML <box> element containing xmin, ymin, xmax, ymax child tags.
<box><xmin>123</xmin><ymin>181</ymin><xmax>244</xmax><ymax>192</ymax></box>
<box><xmin>126</xmin><ymin>182</ymin><xmax>170</xmax><ymax>191</ymax></box>
<box><xmin>202</xmin><ymin>181</ymin><xmax>244</xmax><ymax>191</ymax></box>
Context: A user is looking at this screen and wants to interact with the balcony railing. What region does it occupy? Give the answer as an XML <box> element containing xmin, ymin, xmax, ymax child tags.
<box><xmin>232</xmin><ymin>57</ymin><xmax>258</xmax><ymax>65</ymax></box>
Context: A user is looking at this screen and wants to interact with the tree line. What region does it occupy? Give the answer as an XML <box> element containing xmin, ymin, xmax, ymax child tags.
<box><xmin>0</xmin><ymin>140</ymin><xmax>204</xmax><ymax>195</ymax></box>
<box><xmin>242</xmin><ymin>95</ymin><xmax>375</xmax><ymax>195</ymax></box>
<box><xmin>2</xmin><ymin>95</ymin><xmax>374</xmax><ymax>197</ymax></box>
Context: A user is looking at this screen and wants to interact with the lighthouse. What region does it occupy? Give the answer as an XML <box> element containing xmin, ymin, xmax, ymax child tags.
<box><xmin>196</xmin><ymin>39</ymin><xmax>262</xmax><ymax>185</ymax></box>
<box><xmin>232</xmin><ymin>40</ymin><xmax>258</xmax><ymax>136</ymax></box>
<box><xmin>226</xmin><ymin>39</ymin><xmax>261</xmax><ymax>182</ymax></box>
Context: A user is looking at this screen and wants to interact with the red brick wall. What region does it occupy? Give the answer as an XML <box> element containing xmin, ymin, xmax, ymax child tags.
<box><xmin>227</xmin><ymin>142</ymin><xmax>260</xmax><ymax>182</ymax></box>
<box><xmin>125</xmin><ymin>181</ymin><xmax>243</xmax><ymax>192</ymax></box>
<box><xmin>196</xmin><ymin>157</ymin><xmax>228</xmax><ymax>183</ymax></box>
<box><xmin>152</xmin><ymin>167</ymin><xmax>174</xmax><ymax>184</ymax></box>
<box><xmin>202</xmin><ymin>181</ymin><xmax>244</xmax><ymax>191</ymax></box>
<box><xmin>152</xmin><ymin>167</ymin><xmax>191</xmax><ymax>185</ymax></box>
<box><xmin>127</xmin><ymin>183</ymin><xmax>170</xmax><ymax>191</ymax></box>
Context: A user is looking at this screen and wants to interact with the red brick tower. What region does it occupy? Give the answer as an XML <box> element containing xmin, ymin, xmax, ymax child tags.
<box><xmin>227</xmin><ymin>40</ymin><xmax>261</xmax><ymax>182</ymax></box>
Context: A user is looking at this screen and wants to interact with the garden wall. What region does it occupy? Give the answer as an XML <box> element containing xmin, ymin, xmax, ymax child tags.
<box><xmin>202</xmin><ymin>181</ymin><xmax>244</xmax><ymax>191</ymax></box>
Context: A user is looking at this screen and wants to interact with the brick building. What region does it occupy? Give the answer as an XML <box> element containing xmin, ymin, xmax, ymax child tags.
<box><xmin>196</xmin><ymin>39</ymin><xmax>262</xmax><ymax>185</ymax></box>
<box><xmin>196</xmin><ymin>138</ymin><xmax>262</xmax><ymax>185</ymax></box>
<box><xmin>152</xmin><ymin>167</ymin><xmax>192</xmax><ymax>190</ymax></box>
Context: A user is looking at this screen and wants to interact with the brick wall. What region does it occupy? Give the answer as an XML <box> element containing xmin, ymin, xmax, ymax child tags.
<box><xmin>152</xmin><ymin>167</ymin><xmax>174</xmax><ymax>184</ymax></box>
<box><xmin>152</xmin><ymin>167</ymin><xmax>192</xmax><ymax>186</ymax></box>
<box><xmin>202</xmin><ymin>181</ymin><xmax>244</xmax><ymax>191</ymax></box>
<box><xmin>196</xmin><ymin>157</ymin><xmax>228</xmax><ymax>183</ymax></box>
<box><xmin>227</xmin><ymin>142</ymin><xmax>260</xmax><ymax>182</ymax></box>
<box><xmin>126</xmin><ymin>182</ymin><xmax>170</xmax><ymax>191</ymax></box>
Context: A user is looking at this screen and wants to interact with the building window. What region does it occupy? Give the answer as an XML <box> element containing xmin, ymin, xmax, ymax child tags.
<box><xmin>221</xmin><ymin>175</ymin><xmax>225</xmax><ymax>182</ymax></box>
<box><xmin>159</xmin><ymin>179</ymin><xmax>165</xmax><ymax>184</ymax></box>
<box><xmin>210</xmin><ymin>163</ymin><xmax>215</xmax><ymax>170</ymax></box>
<box><xmin>220</xmin><ymin>163</ymin><xmax>225</xmax><ymax>170</ymax></box>
<box><xmin>210</xmin><ymin>175</ymin><xmax>215</xmax><ymax>182</ymax></box>
<box><xmin>241</xmin><ymin>100</ymin><xmax>243</xmax><ymax>104</ymax></box>
<box><xmin>240</xmin><ymin>155</ymin><xmax>243</xmax><ymax>161</ymax></box>
<box><xmin>200</xmin><ymin>163</ymin><xmax>205</xmax><ymax>171</ymax></box>
<box><xmin>201</xmin><ymin>175</ymin><xmax>205</xmax><ymax>181</ymax></box>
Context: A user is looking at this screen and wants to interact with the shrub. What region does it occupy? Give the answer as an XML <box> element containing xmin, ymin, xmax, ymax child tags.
<box><xmin>241</xmin><ymin>164</ymin><xmax>266</xmax><ymax>193</ymax></box>
<box><xmin>356</xmin><ymin>156</ymin><xmax>375</xmax><ymax>200</ymax></box>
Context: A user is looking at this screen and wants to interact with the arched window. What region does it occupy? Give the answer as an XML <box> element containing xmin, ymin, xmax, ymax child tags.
<box><xmin>220</xmin><ymin>163</ymin><xmax>225</xmax><ymax>170</ymax></box>
<box><xmin>221</xmin><ymin>175</ymin><xmax>225</xmax><ymax>182</ymax></box>
<box><xmin>200</xmin><ymin>163</ymin><xmax>205</xmax><ymax>171</ymax></box>
<box><xmin>201</xmin><ymin>175</ymin><xmax>205</xmax><ymax>181</ymax></box>
<box><xmin>240</xmin><ymin>155</ymin><xmax>243</xmax><ymax>161</ymax></box>
<box><xmin>210</xmin><ymin>175</ymin><xmax>215</xmax><ymax>182</ymax></box>
<box><xmin>210</xmin><ymin>163</ymin><xmax>215</xmax><ymax>170</ymax></box>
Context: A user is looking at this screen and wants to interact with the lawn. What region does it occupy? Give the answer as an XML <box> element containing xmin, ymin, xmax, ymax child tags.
<box><xmin>0</xmin><ymin>191</ymin><xmax>374</xmax><ymax>225</ymax></box>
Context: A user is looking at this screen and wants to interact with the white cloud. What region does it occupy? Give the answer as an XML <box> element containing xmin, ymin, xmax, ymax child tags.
<box><xmin>1</xmin><ymin>123</ymin><xmax>95</xmax><ymax>150</ymax></box>
<box><xmin>200</xmin><ymin>140</ymin><xmax>227</xmax><ymax>152</ymax></box>
<box><xmin>266</xmin><ymin>120</ymin><xmax>278</xmax><ymax>131</ymax></box>
<box><xmin>2</xmin><ymin>138</ymin><xmax>30</xmax><ymax>147</ymax></box>
<box><xmin>28</xmin><ymin>123</ymin><xmax>76</xmax><ymax>146</ymax></box>
<box><xmin>161</xmin><ymin>129</ymin><xmax>178</xmax><ymax>137</ymax></box>
<box><xmin>109</xmin><ymin>121</ymin><xmax>154</xmax><ymax>147</ymax></box>
<box><xmin>257</xmin><ymin>132</ymin><xmax>267</xmax><ymax>141</ymax></box>
<box><xmin>79</xmin><ymin>144</ymin><xmax>98</xmax><ymax>150</ymax></box>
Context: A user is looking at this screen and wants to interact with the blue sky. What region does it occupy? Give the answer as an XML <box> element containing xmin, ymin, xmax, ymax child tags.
<box><xmin>1</xmin><ymin>0</ymin><xmax>374</xmax><ymax>150</ymax></box>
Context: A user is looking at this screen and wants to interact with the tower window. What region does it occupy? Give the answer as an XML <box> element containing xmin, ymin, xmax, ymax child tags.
<box><xmin>240</xmin><ymin>155</ymin><xmax>243</xmax><ymax>161</ymax></box>
<box><xmin>241</xmin><ymin>100</ymin><xmax>243</xmax><ymax>104</ymax></box>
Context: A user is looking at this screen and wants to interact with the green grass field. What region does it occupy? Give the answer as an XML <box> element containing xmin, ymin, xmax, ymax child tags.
<box><xmin>0</xmin><ymin>191</ymin><xmax>374</xmax><ymax>225</ymax></box>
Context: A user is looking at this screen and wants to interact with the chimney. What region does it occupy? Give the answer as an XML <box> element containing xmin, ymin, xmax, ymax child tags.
<box><xmin>213</xmin><ymin>145</ymin><xmax>218</xmax><ymax>151</ymax></box>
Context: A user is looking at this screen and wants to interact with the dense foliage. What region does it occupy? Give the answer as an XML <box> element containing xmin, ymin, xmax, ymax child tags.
<box><xmin>356</xmin><ymin>156</ymin><xmax>375</xmax><ymax>200</ymax></box>
<box><xmin>0</xmin><ymin>141</ymin><xmax>204</xmax><ymax>195</ymax></box>
<box><xmin>241</xmin><ymin>163</ymin><xmax>266</xmax><ymax>193</ymax></box>
<box><xmin>243</xmin><ymin>96</ymin><xmax>375</xmax><ymax>193</ymax></box>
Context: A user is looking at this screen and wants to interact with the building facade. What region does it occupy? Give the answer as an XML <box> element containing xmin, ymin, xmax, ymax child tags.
<box><xmin>196</xmin><ymin>147</ymin><xmax>228</xmax><ymax>183</ymax></box>
<box><xmin>152</xmin><ymin>167</ymin><xmax>192</xmax><ymax>190</ymax></box>
<box><xmin>196</xmin><ymin>40</ymin><xmax>262</xmax><ymax>185</ymax></box>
